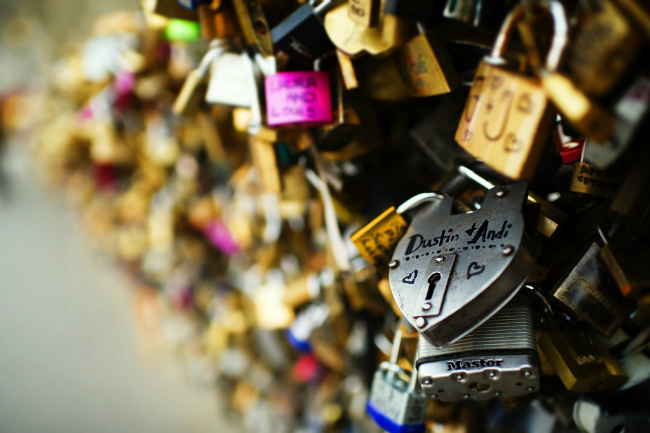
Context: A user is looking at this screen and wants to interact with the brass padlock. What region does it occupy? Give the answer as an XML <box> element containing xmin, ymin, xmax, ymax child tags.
<box><xmin>455</xmin><ymin>2</ymin><xmax>566</xmax><ymax>180</ymax></box>
<box><xmin>553</xmin><ymin>242</ymin><xmax>633</xmax><ymax>337</ymax></box>
<box><xmin>231</xmin><ymin>0</ymin><xmax>274</xmax><ymax>57</ymax></box>
<box><xmin>569</xmin><ymin>142</ymin><xmax>621</xmax><ymax>198</ymax></box>
<box><xmin>395</xmin><ymin>24</ymin><xmax>460</xmax><ymax>97</ymax></box>
<box><xmin>323</xmin><ymin>0</ymin><xmax>413</xmax><ymax>58</ymax></box>
<box><xmin>538</xmin><ymin>330</ymin><xmax>628</xmax><ymax>393</ymax></box>
<box><xmin>197</xmin><ymin>1</ymin><xmax>242</xmax><ymax>40</ymax></box>
<box><xmin>564</xmin><ymin>0</ymin><xmax>642</xmax><ymax>97</ymax></box>
<box><xmin>540</xmin><ymin>73</ymin><xmax>614</xmax><ymax>142</ymax></box>
<box><xmin>350</xmin><ymin>206</ymin><xmax>408</xmax><ymax>274</ymax></box>
<box><xmin>348</xmin><ymin>0</ymin><xmax>381</xmax><ymax>29</ymax></box>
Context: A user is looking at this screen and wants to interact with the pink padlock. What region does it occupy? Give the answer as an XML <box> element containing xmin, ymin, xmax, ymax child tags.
<box><xmin>265</xmin><ymin>71</ymin><xmax>332</xmax><ymax>126</ymax></box>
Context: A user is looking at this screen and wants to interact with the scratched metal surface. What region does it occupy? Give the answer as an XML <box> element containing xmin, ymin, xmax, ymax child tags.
<box><xmin>389</xmin><ymin>183</ymin><xmax>538</xmax><ymax>347</ymax></box>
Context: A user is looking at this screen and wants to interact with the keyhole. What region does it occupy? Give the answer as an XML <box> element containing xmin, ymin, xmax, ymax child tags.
<box><xmin>426</xmin><ymin>273</ymin><xmax>441</xmax><ymax>300</ymax></box>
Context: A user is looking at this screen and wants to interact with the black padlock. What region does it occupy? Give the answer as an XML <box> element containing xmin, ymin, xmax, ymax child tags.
<box><xmin>271</xmin><ymin>0</ymin><xmax>341</xmax><ymax>64</ymax></box>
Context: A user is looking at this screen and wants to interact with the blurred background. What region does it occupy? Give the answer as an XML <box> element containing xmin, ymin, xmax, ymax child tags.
<box><xmin>0</xmin><ymin>2</ymin><xmax>241</xmax><ymax>432</ymax></box>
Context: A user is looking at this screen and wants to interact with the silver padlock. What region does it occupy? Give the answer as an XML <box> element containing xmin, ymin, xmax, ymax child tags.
<box><xmin>205</xmin><ymin>50</ymin><xmax>253</xmax><ymax>107</ymax></box>
<box><xmin>443</xmin><ymin>0</ymin><xmax>480</xmax><ymax>26</ymax></box>
<box><xmin>416</xmin><ymin>295</ymin><xmax>540</xmax><ymax>401</ymax></box>
<box><xmin>366</xmin><ymin>323</ymin><xmax>427</xmax><ymax>433</ymax></box>
<box><xmin>389</xmin><ymin>183</ymin><xmax>539</xmax><ymax>348</ymax></box>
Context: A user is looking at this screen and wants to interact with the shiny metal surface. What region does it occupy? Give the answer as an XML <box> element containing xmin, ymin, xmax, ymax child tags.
<box><xmin>389</xmin><ymin>183</ymin><xmax>538</xmax><ymax>347</ymax></box>
<box><xmin>416</xmin><ymin>296</ymin><xmax>540</xmax><ymax>401</ymax></box>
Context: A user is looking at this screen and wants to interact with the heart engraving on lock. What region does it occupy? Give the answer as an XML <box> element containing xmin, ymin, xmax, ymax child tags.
<box><xmin>467</xmin><ymin>262</ymin><xmax>485</xmax><ymax>279</ymax></box>
<box><xmin>389</xmin><ymin>183</ymin><xmax>539</xmax><ymax>348</ymax></box>
<box><xmin>402</xmin><ymin>270</ymin><xmax>418</xmax><ymax>285</ymax></box>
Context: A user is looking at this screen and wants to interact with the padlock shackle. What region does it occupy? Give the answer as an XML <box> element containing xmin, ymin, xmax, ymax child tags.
<box><xmin>389</xmin><ymin>321</ymin><xmax>404</xmax><ymax>365</ymax></box>
<box><xmin>407</xmin><ymin>348</ymin><xmax>419</xmax><ymax>393</ymax></box>
<box><xmin>488</xmin><ymin>1</ymin><xmax>568</xmax><ymax>72</ymax></box>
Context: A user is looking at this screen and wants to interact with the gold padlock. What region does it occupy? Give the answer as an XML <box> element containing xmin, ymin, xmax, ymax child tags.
<box><xmin>395</xmin><ymin>24</ymin><xmax>460</xmax><ymax>97</ymax></box>
<box><xmin>455</xmin><ymin>2</ymin><xmax>566</xmax><ymax>180</ymax></box>
<box><xmin>564</xmin><ymin>0</ymin><xmax>642</xmax><ymax>97</ymax></box>
<box><xmin>350</xmin><ymin>206</ymin><xmax>408</xmax><ymax>274</ymax></box>
<box><xmin>348</xmin><ymin>0</ymin><xmax>381</xmax><ymax>29</ymax></box>
<box><xmin>553</xmin><ymin>242</ymin><xmax>633</xmax><ymax>337</ymax></box>
<box><xmin>538</xmin><ymin>330</ymin><xmax>627</xmax><ymax>392</ymax></box>
<box><xmin>540</xmin><ymin>73</ymin><xmax>614</xmax><ymax>142</ymax></box>
<box><xmin>570</xmin><ymin>162</ymin><xmax>620</xmax><ymax>199</ymax></box>
<box><xmin>323</xmin><ymin>0</ymin><xmax>413</xmax><ymax>58</ymax></box>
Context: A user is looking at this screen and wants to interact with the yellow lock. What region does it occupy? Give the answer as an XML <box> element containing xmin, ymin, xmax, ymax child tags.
<box><xmin>395</xmin><ymin>25</ymin><xmax>460</xmax><ymax>97</ymax></box>
<box><xmin>348</xmin><ymin>0</ymin><xmax>381</xmax><ymax>28</ymax></box>
<box><xmin>455</xmin><ymin>2</ymin><xmax>567</xmax><ymax>180</ymax></box>
<box><xmin>323</xmin><ymin>0</ymin><xmax>413</xmax><ymax>58</ymax></box>
<box><xmin>540</xmin><ymin>73</ymin><xmax>614</xmax><ymax>142</ymax></box>
<box><xmin>538</xmin><ymin>330</ymin><xmax>627</xmax><ymax>392</ymax></box>
<box><xmin>564</xmin><ymin>0</ymin><xmax>641</xmax><ymax>97</ymax></box>
<box><xmin>350</xmin><ymin>206</ymin><xmax>408</xmax><ymax>274</ymax></box>
<box><xmin>570</xmin><ymin>162</ymin><xmax>620</xmax><ymax>199</ymax></box>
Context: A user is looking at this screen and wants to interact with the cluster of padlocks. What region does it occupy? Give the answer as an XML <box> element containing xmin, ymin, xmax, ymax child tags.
<box><xmin>26</xmin><ymin>0</ymin><xmax>650</xmax><ymax>432</ymax></box>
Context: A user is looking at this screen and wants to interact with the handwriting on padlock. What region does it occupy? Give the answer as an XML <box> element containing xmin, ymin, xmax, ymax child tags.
<box><xmin>455</xmin><ymin>64</ymin><xmax>553</xmax><ymax>179</ymax></box>
<box><xmin>403</xmin><ymin>220</ymin><xmax>512</xmax><ymax>256</ymax></box>
<box><xmin>265</xmin><ymin>71</ymin><xmax>332</xmax><ymax>126</ymax></box>
<box><xmin>402</xmin><ymin>270</ymin><xmax>418</xmax><ymax>284</ymax></box>
<box><xmin>467</xmin><ymin>262</ymin><xmax>485</xmax><ymax>279</ymax></box>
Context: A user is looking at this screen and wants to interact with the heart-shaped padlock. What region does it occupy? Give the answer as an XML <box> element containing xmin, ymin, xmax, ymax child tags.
<box><xmin>388</xmin><ymin>183</ymin><xmax>539</xmax><ymax>348</ymax></box>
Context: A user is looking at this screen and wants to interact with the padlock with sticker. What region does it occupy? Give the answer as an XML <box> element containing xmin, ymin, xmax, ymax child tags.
<box><xmin>388</xmin><ymin>182</ymin><xmax>539</xmax><ymax>348</ymax></box>
<box><xmin>350</xmin><ymin>193</ymin><xmax>443</xmax><ymax>275</ymax></box>
<box><xmin>395</xmin><ymin>23</ymin><xmax>460</xmax><ymax>97</ymax></box>
<box><xmin>366</xmin><ymin>322</ymin><xmax>428</xmax><ymax>433</ymax></box>
<box><xmin>264</xmin><ymin>63</ymin><xmax>333</xmax><ymax>127</ymax></box>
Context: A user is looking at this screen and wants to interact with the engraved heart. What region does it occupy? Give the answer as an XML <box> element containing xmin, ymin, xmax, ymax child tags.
<box><xmin>467</xmin><ymin>262</ymin><xmax>485</xmax><ymax>279</ymax></box>
<box><xmin>402</xmin><ymin>270</ymin><xmax>418</xmax><ymax>285</ymax></box>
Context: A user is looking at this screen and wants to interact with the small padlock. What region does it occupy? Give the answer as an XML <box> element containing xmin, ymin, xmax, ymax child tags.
<box><xmin>366</xmin><ymin>323</ymin><xmax>427</xmax><ymax>433</ymax></box>
<box><xmin>416</xmin><ymin>295</ymin><xmax>540</xmax><ymax>401</ymax></box>
<box><xmin>231</xmin><ymin>0</ymin><xmax>274</xmax><ymax>57</ymax></box>
<box><xmin>264</xmin><ymin>70</ymin><xmax>333</xmax><ymax>126</ymax></box>
<box><xmin>197</xmin><ymin>0</ymin><xmax>242</xmax><ymax>40</ymax></box>
<box><xmin>323</xmin><ymin>0</ymin><xmax>413</xmax><ymax>57</ymax></box>
<box><xmin>395</xmin><ymin>23</ymin><xmax>460</xmax><ymax>97</ymax></box>
<box><xmin>443</xmin><ymin>0</ymin><xmax>478</xmax><ymax>25</ymax></box>
<box><xmin>539</xmin><ymin>72</ymin><xmax>615</xmax><ymax>142</ymax></box>
<box><xmin>351</xmin><ymin>206</ymin><xmax>409</xmax><ymax>274</ymax></box>
<box><xmin>205</xmin><ymin>51</ymin><xmax>253</xmax><ymax>107</ymax></box>
<box><xmin>350</xmin><ymin>193</ymin><xmax>441</xmax><ymax>274</ymax></box>
<box><xmin>455</xmin><ymin>2</ymin><xmax>566</xmax><ymax>180</ymax></box>
<box><xmin>358</xmin><ymin>55</ymin><xmax>411</xmax><ymax>101</ymax></box>
<box><xmin>388</xmin><ymin>183</ymin><xmax>538</xmax><ymax>348</ymax></box>
<box><xmin>173</xmin><ymin>41</ymin><xmax>228</xmax><ymax>115</ymax></box>
<box><xmin>538</xmin><ymin>329</ymin><xmax>628</xmax><ymax>393</ymax></box>
<box><xmin>564</xmin><ymin>0</ymin><xmax>642</xmax><ymax>97</ymax></box>
<box><xmin>270</xmin><ymin>0</ymin><xmax>341</xmax><ymax>64</ymax></box>
<box><xmin>569</xmin><ymin>141</ymin><xmax>621</xmax><ymax>199</ymax></box>
<box><xmin>286</xmin><ymin>303</ymin><xmax>330</xmax><ymax>353</ymax></box>
<box><xmin>553</xmin><ymin>242</ymin><xmax>634</xmax><ymax>337</ymax></box>
<box><xmin>598</xmin><ymin>222</ymin><xmax>650</xmax><ymax>299</ymax></box>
